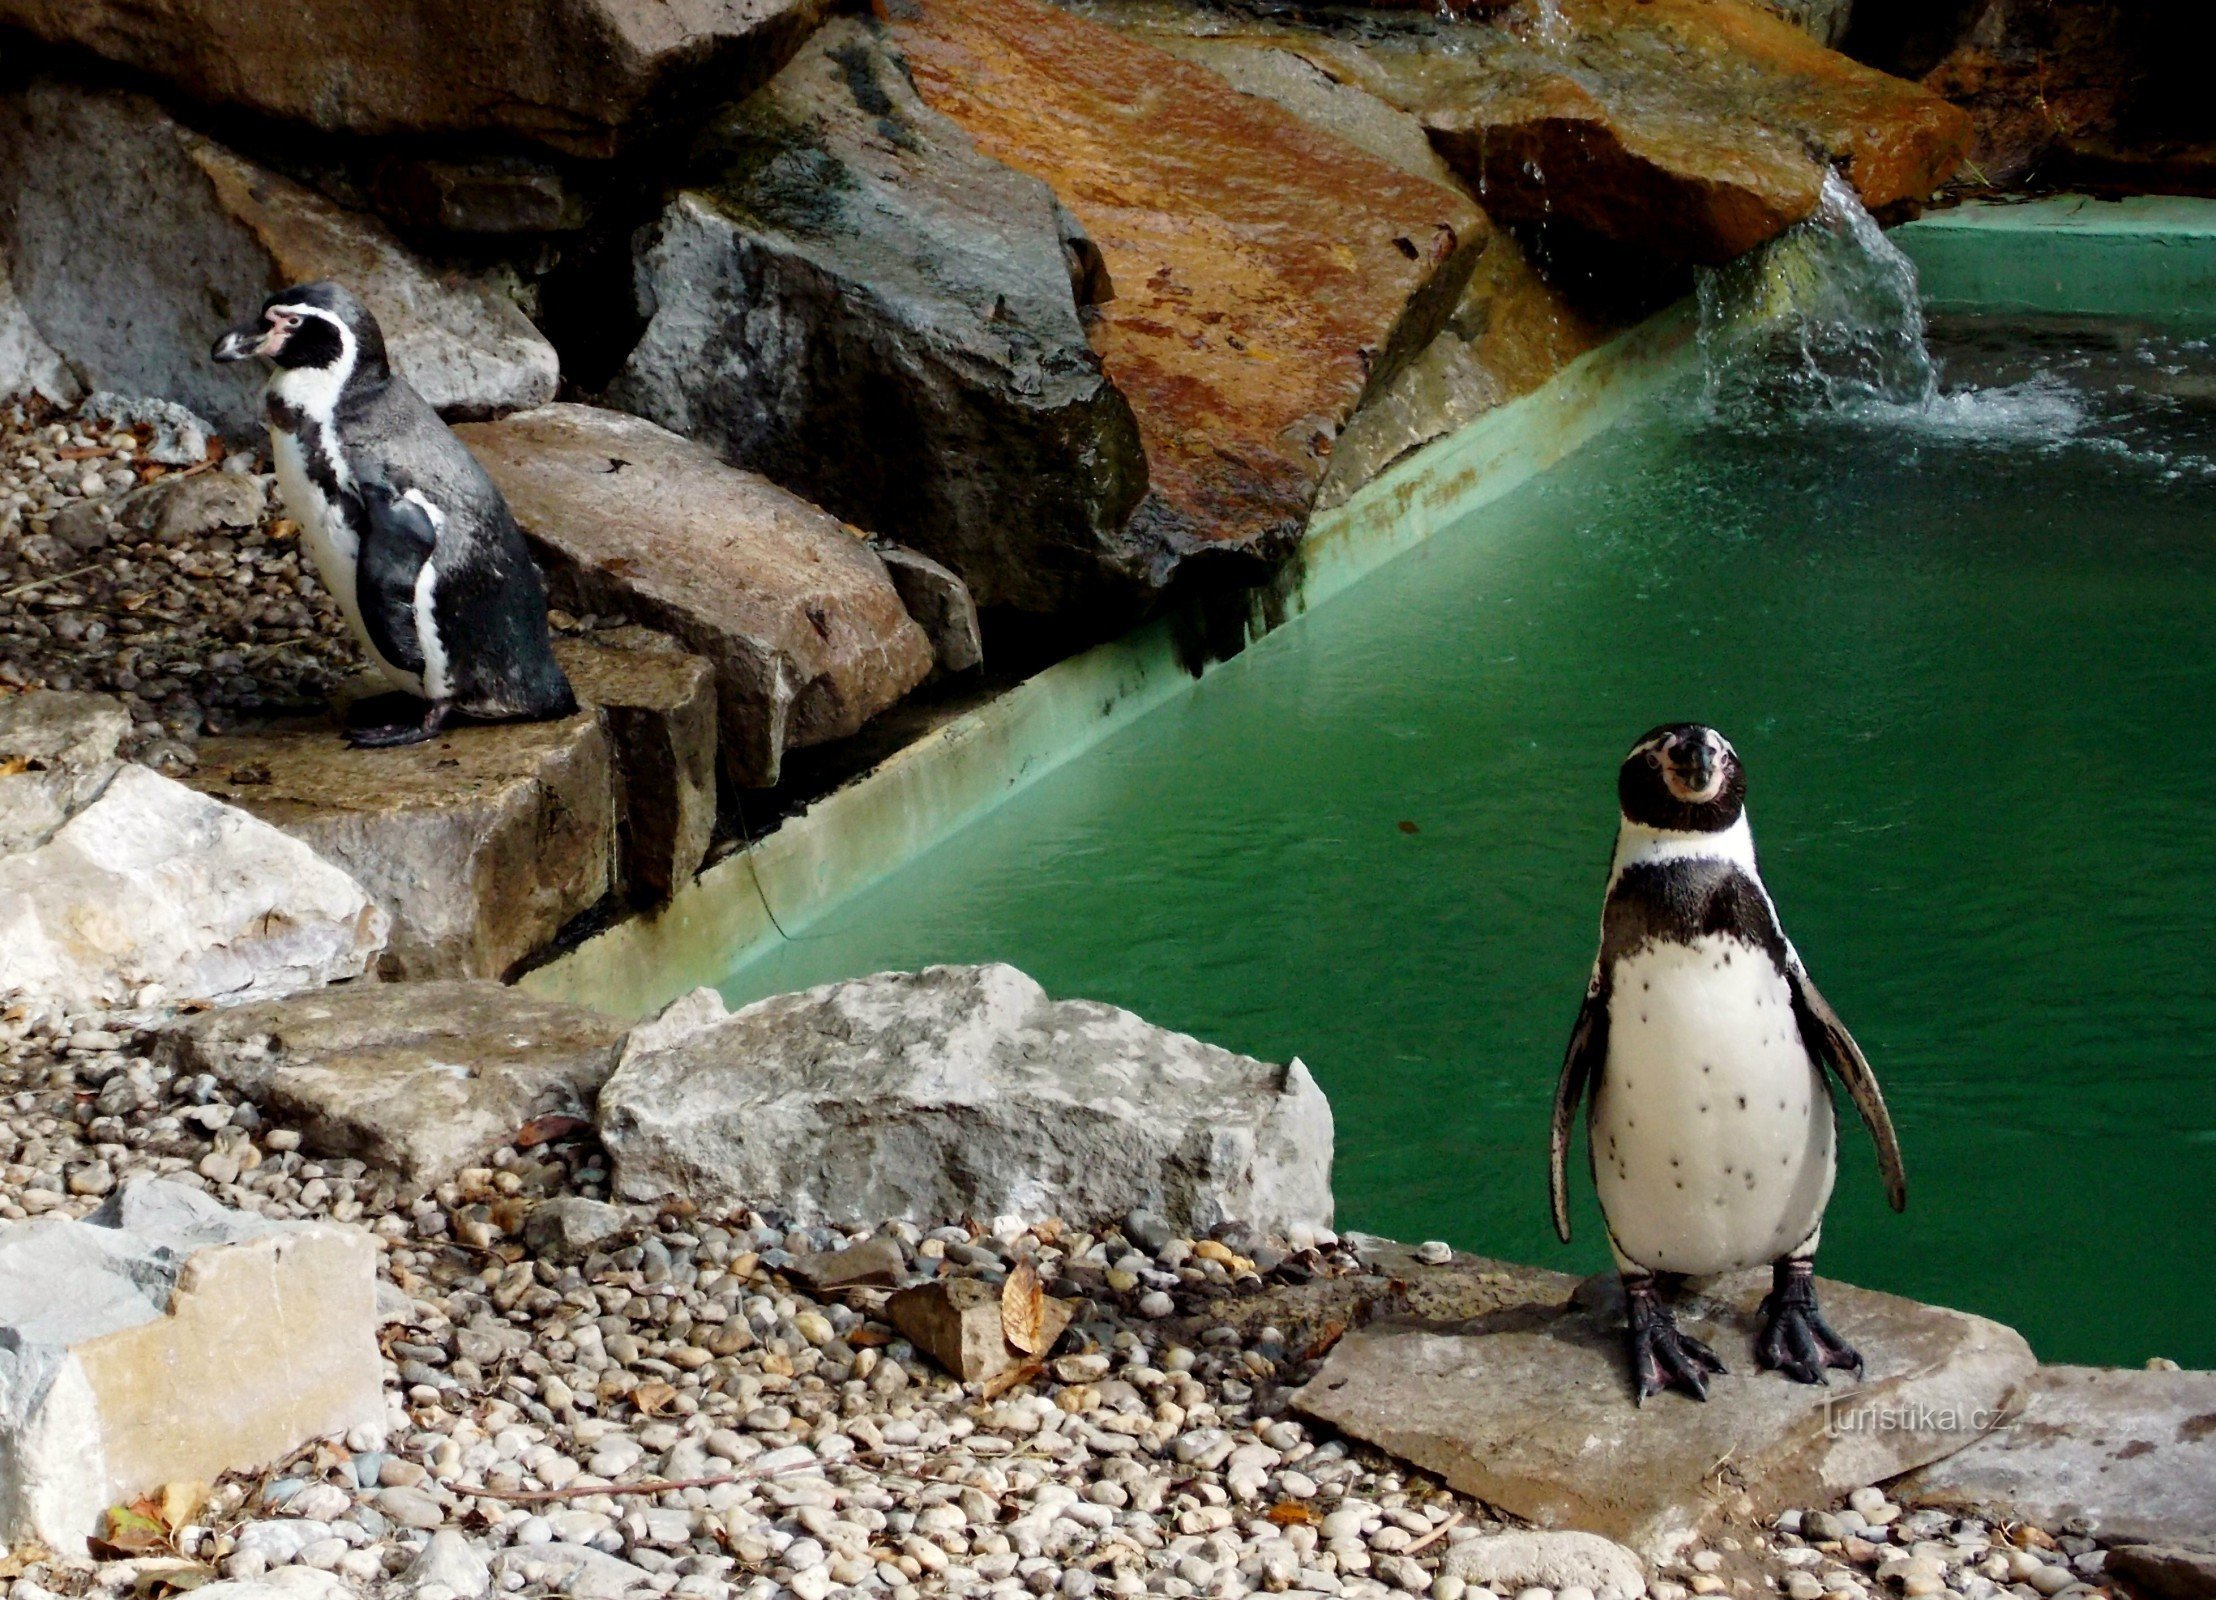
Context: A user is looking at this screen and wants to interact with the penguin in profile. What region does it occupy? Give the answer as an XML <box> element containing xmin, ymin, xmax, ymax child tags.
<box><xmin>212</xmin><ymin>282</ymin><xmax>574</xmax><ymax>747</ymax></box>
<box><xmin>1551</xmin><ymin>724</ymin><xmax>1906</xmax><ymax>1403</ymax></box>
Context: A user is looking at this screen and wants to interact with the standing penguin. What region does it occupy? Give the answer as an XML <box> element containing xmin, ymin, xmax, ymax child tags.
<box><xmin>1550</xmin><ymin>724</ymin><xmax>1906</xmax><ymax>1403</ymax></box>
<box><xmin>211</xmin><ymin>282</ymin><xmax>574</xmax><ymax>746</ymax></box>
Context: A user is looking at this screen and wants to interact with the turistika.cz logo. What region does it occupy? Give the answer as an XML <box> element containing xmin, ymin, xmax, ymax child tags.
<box><xmin>1824</xmin><ymin>1399</ymin><xmax>2004</xmax><ymax>1437</ymax></box>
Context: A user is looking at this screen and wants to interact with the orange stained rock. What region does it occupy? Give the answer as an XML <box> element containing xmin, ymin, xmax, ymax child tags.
<box><xmin>879</xmin><ymin>0</ymin><xmax>1485</xmax><ymax>570</ymax></box>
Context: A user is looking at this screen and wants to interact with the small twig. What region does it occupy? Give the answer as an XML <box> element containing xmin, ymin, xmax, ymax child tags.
<box><xmin>1403</xmin><ymin>1510</ymin><xmax>1464</xmax><ymax>1556</ymax></box>
<box><xmin>0</xmin><ymin>564</ymin><xmax>102</xmax><ymax>602</ymax></box>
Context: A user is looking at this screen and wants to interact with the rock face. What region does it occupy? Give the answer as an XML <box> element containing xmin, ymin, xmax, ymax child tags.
<box><xmin>0</xmin><ymin>690</ymin><xmax>130</xmax><ymax>855</ymax></box>
<box><xmin>597</xmin><ymin>964</ymin><xmax>1336</xmax><ymax>1235</ymax></box>
<box><xmin>0</xmin><ymin>79</ymin><xmax>558</xmax><ymax>439</ymax></box>
<box><xmin>0</xmin><ymin>0</ymin><xmax>831</xmax><ymax>158</ymax></box>
<box><xmin>184</xmin><ymin>712</ymin><xmax>612</xmax><ymax>981</ymax></box>
<box><xmin>1294</xmin><ymin>1270</ymin><xmax>2035</xmax><ymax>1561</ymax></box>
<box><xmin>1086</xmin><ymin>0</ymin><xmax>1967</xmax><ymax>268</ymax></box>
<box><xmin>873</xmin><ymin>545</ymin><xmax>984</xmax><ymax>676</ymax></box>
<box><xmin>457</xmin><ymin>405</ymin><xmax>932</xmax><ymax>788</ymax></box>
<box><xmin>886</xmin><ymin>0</ymin><xmax>1485</xmax><ymax>590</ymax></box>
<box><xmin>0</xmin><ymin>763</ymin><xmax>386</xmax><ymax>1009</ymax></box>
<box><xmin>159</xmin><ymin>981</ymin><xmax>632</xmax><ymax>1187</ymax></box>
<box><xmin>0</xmin><ymin>1178</ymin><xmax>382</xmax><ymax>1552</ymax></box>
<box><xmin>608</xmin><ymin>17</ymin><xmax>1152</xmax><ymax>618</ymax></box>
<box><xmin>1896</xmin><ymin>1364</ymin><xmax>2216</xmax><ymax>1548</ymax></box>
<box><xmin>554</xmin><ymin>631</ymin><xmax>718</xmax><ymax>909</ymax></box>
<box><xmin>0</xmin><ymin>245</ymin><xmax>77</xmax><ymax>405</ymax></box>
<box><xmin>2106</xmin><ymin>1547</ymin><xmax>2216</xmax><ymax>1600</ymax></box>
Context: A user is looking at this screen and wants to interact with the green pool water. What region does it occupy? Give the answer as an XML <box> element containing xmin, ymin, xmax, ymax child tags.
<box><xmin>721</xmin><ymin>314</ymin><xmax>2216</xmax><ymax>1368</ymax></box>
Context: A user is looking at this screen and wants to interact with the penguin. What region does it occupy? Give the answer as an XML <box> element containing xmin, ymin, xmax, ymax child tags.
<box><xmin>211</xmin><ymin>281</ymin><xmax>574</xmax><ymax>747</ymax></box>
<box><xmin>1550</xmin><ymin>723</ymin><xmax>1906</xmax><ymax>1403</ymax></box>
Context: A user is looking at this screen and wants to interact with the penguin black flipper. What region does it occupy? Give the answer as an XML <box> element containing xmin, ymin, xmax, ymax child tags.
<box><xmin>356</xmin><ymin>478</ymin><xmax>434</xmax><ymax>679</ymax></box>
<box><xmin>1788</xmin><ymin>965</ymin><xmax>1908</xmax><ymax>1213</ymax></box>
<box><xmin>1550</xmin><ymin>970</ymin><xmax>1610</xmax><ymax>1243</ymax></box>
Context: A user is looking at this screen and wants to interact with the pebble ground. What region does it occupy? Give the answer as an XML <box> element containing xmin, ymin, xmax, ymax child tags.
<box><xmin>0</xmin><ymin>1000</ymin><xmax>2118</xmax><ymax>1600</ymax></box>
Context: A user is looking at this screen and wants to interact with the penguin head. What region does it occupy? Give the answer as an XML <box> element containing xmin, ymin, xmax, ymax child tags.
<box><xmin>211</xmin><ymin>281</ymin><xmax>388</xmax><ymax>380</ymax></box>
<box><xmin>1618</xmin><ymin>723</ymin><xmax>1746</xmax><ymax>832</ymax></box>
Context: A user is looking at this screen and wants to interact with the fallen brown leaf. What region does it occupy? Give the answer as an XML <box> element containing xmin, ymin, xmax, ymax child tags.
<box><xmin>978</xmin><ymin>1359</ymin><xmax>1046</xmax><ymax>1401</ymax></box>
<box><xmin>633</xmin><ymin>1380</ymin><xmax>678</xmax><ymax>1416</ymax></box>
<box><xmin>1002</xmin><ymin>1258</ymin><xmax>1046</xmax><ymax>1355</ymax></box>
<box><xmin>513</xmin><ymin>1114</ymin><xmax>591</xmax><ymax>1149</ymax></box>
<box><xmin>1300</xmin><ymin>1320</ymin><xmax>1347</xmax><ymax>1363</ymax></box>
<box><xmin>158</xmin><ymin>1479</ymin><xmax>208</xmax><ymax>1530</ymax></box>
<box><xmin>1266</xmin><ymin>1501</ymin><xmax>1318</xmax><ymax>1527</ymax></box>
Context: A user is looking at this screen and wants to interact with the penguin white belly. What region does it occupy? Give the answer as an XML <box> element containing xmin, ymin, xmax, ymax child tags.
<box><xmin>1591</xmin><ymin>935</ymin><xmax>1836</xmax><ymax>1276</ymax></box>
<box><xmin>270</xmin><ymin>429</ymin><xmax>426</xmax><ymax>698</ymax></box>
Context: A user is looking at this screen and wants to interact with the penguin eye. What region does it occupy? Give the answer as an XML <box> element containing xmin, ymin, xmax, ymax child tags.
<box><xmin>1645</xmin><ymin>750</ymin><xmax>1662</xmax><ymax>769</ymax></box>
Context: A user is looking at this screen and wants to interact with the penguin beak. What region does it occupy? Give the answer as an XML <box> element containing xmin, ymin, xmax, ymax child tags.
<box><xmin>212</xmin><ymin>317</ymin><xmax>280</xmax><ymax>363</ymax></box>
<box><xmin>1673</xmin><ymin>740</ymin><xmax>1717</xmax><ymax>788</ymax></box>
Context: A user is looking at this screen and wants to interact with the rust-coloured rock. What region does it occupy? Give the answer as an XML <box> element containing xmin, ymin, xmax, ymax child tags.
<box><xmin>884</xmin><ymin>0</ymin><xmax>1485</xmax><ymax>579</ymax></box>
<box><xmin>1082</xmin><ymin>0</ymin><xmax>1968</xmax><ymax>268</ymax></box>
<box><xmin>183</xmin><ymin>712</ymin><xmax>614</xmax><ymax>982</ymax></box>
<box><xmin>0</xmin><ymin>0</ymin><xmax>833</xmax><ymax>158</ymax></box>
<box><xmin>458</xmin><ymin>405</ymin><xmax>933</xmax><ymax>789</ymax></box>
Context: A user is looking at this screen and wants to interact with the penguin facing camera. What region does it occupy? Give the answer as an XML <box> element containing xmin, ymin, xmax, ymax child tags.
<box><xmin>1551</xmin><ymin>724</ymin><xmax>1907</xmax><ymax>1404</ymax></box>
<box><xmin>212</xmin><ymin>281</ymin><xmax>575</xmax><ymax>747</ymax></box>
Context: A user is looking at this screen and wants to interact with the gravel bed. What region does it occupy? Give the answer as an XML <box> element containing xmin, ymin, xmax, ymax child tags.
<box><xmin>0</xmin><ymin>396</ymin><xmax>356</xmax><ymax>763</ymax></box>
<box><xmin>0</xmin><ymin>996</ymin><xmax>2118</xmax><ymax>1600</ymax></box>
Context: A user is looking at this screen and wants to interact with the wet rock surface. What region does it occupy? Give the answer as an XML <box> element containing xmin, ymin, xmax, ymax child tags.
<box><xmin>0</xmin><ymin>1177</ymin><xmax>382</xmax><ymax>1551</ymax></box>
<box><xmin>888</xmin><ymin>0</ymin><xmax>1485</xmax><ymax>587</ymax></box>
<box><xmin>597</xmin><ymin>964</ymin><xmax>1336</xmax><ymax>1234</ymax></box>
<box><xmin>0</xmin><ymin>79</ymin><xmax>557</xmax><ymax>439</ymax></box>
<box><xmin>0</xmin><ymin>762</ymin><xmax>388</xmax><ymax>1009</ymax></box>
<box><xmin>608</xmin><ymin>17</ymin><xmax>1152</xmax><ymax>618</ymax></box>
<box><xmin>1081</xmin><ymin>0</ymin><xmax>1967</xmax><ymax>268</ymax></box>
<box><xmin>1294</xmin><ymin>1267</ymin><xmax>2037</xmax><ymax>1561</ymax></box>
<box><xmin>0</xmin><ymin>0</ymin><xmax>833</xmax><ymax>158</ymax></box>
<box><xmin>159</xmin><ymin>981</ymin><xmax>631</xmax><ymax>1189</ymax></box>
<box><xmin>458</xmin><ymin>404</ymin><xmax>933</xmax><ymax>790</ymax></box>
<box><xmin>1896</xmin><ymin>1364</ymin><xmax>2216</xmax><ymax>1548</ymax></box>
<box><xmin>183</xmin><ymin>710</ymin><xmax>614</xmax><ymax>982</ymax></box>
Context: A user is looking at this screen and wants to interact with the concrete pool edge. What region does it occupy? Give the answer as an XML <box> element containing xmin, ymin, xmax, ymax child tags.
<box><xmin>521</xmin><ymin>302</ymin><xmax>1705</xmax><ymax>1018</ymax></box>
<box><xmin>1894</xmin><ymin>194</ymin><xmax>2216</xmax><ymax>318</ymax></box>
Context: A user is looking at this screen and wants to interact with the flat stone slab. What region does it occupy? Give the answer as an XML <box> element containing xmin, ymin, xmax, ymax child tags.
<box><xmin>0</xmin><ymin>78</ymin><xmax>556</xmax><ymax>439</ymax></box>
<box><xmin>0</xmin><ymin>763</ymin><xmax>386</xmax><ymax>1010</ymax></box>
<box><xmin>0</xmin><ymin>1178</ymin><xmax>382</xmax><ymax>1552</ymax></box>
<box><xmin>1294</xmin><ymin>1270</ymin><xmax>2035</xmax><ymax>1562</ymax></box>
<box><xmin>887</xmin><ymin>0</ymin><xmax>1484</xmax><ymax>584</ymax></box>
<box><xmin>186</xmin><ymin>709</ymin><xmax>613</xmax><ymax>981</ymax></box>
<box><xmin>1895</xmin><ymin>1364</ymin><xmax>2216</xmax><ymax>1548</ymax></box>
<box><xmin>159</xmin><ymin>980</ymin><xmax>633</xmax><ymax>1188</ymax></box>
<box><xmin>598</xmin><ymin>963</ymin><xmax>1335</xmax><ymax>1237</ymax></box>
<box><xmin>458</xmin><ymin>404</ymin><xmax>933</xmax><ymax>788</ymax></box>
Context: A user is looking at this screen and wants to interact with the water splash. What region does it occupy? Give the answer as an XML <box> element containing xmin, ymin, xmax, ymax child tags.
<box><xmin>1696</xmin><ymin>168</ymin><xmax>1938</xmax><ymax>415</ymax></box>
<box><xmin>1527</xmin><ymin>0</ymin><xmax>1573</xmax><ymax>49</ymax></box>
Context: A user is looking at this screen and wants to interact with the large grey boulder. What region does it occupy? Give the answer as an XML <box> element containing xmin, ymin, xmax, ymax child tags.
<box><xmin>1295</xmin><ymin>1270</ymin><xmax>2036</xmax><ymax>1562</ymax></box>
<box><xmin>0</xmin><ymin>0</ymin><xmax>829</xmax><ymax>158</ymax></box>
<box><xmin>0</xmin><ymin>79</ymin><xmax>558</xmax><ymax>440</ymax></box>
<box><xmin>185</xmin><ymin>709</ymin><xmax>613</xmax><ymax>982</ymax></box>
<box><xmin>0</xmin><ymin>764</ymin><xmax>387</xmax><ymax>1010</ymax></box>
<box><xmin>159</xmin><ymin>981</ymin><xmax>631</xmax><ymax>1187</ymax></box>
<box><xmin>457</xmin><ymin>404</ymin><xmax>933</xmax><ymax>788</ymax></box>
<box><xmin>0</xmin><ymin>689</ymin><xmax>130</xmax><ymax>855</ymax></box>
<box><xmin>0</xmin><ymin>1179</ymin><xmax>383</xmax><ymax>1552</ymax></box>
<box><xmin>605</xmin><ymin>18</ymin><xmax>1151</xmax><ymax>617</ymax></box>
<box><xmin>1896</xmin><ymin>1364</ymin><xmax>2216</xmax><ymax>1548</ymax></box>
<box><xmin>598</xmin><ymin>964</ymin><xmax>1335</xmax><ymax>1236</ymax></box>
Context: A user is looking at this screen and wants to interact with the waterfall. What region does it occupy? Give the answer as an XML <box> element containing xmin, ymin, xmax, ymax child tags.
<box><xmin>1695</xmin><ymin>169</ymin><xmax>1940</xmax><ymax>416</ymax></box>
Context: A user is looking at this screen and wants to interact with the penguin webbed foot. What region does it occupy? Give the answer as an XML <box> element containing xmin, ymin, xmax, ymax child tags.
<box><xmin>1757</xmin><ymin>1257</ymin><xmax>1863</xmax><ymax>1384</ymax></box>
<box><xmin>1625</xmin><ymin>1275</ymin><xmax>1727</xmax><ymax>1403</ymax></box>
<box><xmin>346</xmin><ymin>700</ymin><xmax>452</xmax><ymax>749</ymax></box>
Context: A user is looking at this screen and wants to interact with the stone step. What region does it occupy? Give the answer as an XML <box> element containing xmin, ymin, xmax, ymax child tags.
<box><xmin>457</xmin><ymin>403</ymin><xmax>935</xmax><ymax>789</ymax></box>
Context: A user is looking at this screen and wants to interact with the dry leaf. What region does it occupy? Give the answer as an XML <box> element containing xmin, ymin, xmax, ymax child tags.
<box><xmin>979</xmin><ymin>1359</ymin><xmax>1046</xmax><ymax>1401</ymax></box>
<box><xmin>633</xmin><ymin>1380</ymin><xmax>678</xmax><ymax>1416</ymax></box>
<box><xmin>1002</xmin><ymin>1258</ymin><xmax>1046</xmax><ymax>1355</ymax></box>
<box><xmin>158</xmin><ymin>1480</ymin><xmax>208</xmax><ymax>1530</ymax></box>
<box><xmin>1300</xmin><ymin>1320</ymin><xmax>1347</xmax><ymax>1363</ymax></box>
<box><xmin>0</xmin><ymin>755</ymin><xmax>27</xmax><ymax>777</ymax></box>
<box><xmin>1266</xmin><ymin>1502</ymin><xmax>1318</xmax><ymax>1527</ymax></box>
<box><xmin>91</xmin><ymin>1499</ymin><xmax>170</xmax><ymax>1557</ymax></box>
<box><xmin>514</xmin><ymin>1114</ymin><xmax>591</xmax><ymax>1149</ymax></box>
<box><xmin>847</xmin><ymin>1325</ymin><xmax>891</xmax><ymax>1349</ymax></box>
<box><xmin>129</xmin><ymin>1556</ymin><xmax>215</xmax><ymax>1596</ymax></box>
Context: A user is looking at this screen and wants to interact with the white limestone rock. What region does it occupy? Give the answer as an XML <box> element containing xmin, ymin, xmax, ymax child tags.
<box><xmin>598</xmin><ymin>962</ymin><xmax>1335</xmax><ymax>1236</ymax></box>
<box><xmin>1444</xmin><ymin>1532</ymin><xmax>1649</xmax><ymax>1598</ymax></box>
<box><xmin>0</xmin><ymin>762</ymin><xmax>387</xmax><ymax>1008</ymax></box>
<box><xmin>0</xmin><ymin>689</ymin><xmax>130</xmax><ymax>854</ymax></box>
<box><xmin>0</xmin><ymin>242</ymin><xmax>77</xmax><ymax>404</ymax></box>
<box><xmin>0</xmin><ymin>1178</ymin><xmax>384</xmax><ymax>1552</ymax></box>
